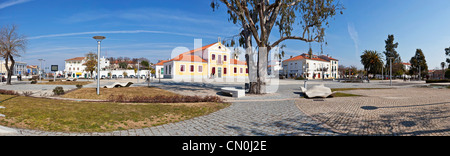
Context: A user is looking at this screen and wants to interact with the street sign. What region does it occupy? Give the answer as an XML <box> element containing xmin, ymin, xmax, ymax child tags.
<box><xmin>51</xmin><ymin>65</ymin><xmax>58</xmax><ymax>72</ymax></box>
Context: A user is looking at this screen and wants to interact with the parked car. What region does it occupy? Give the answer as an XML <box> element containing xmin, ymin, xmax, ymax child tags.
<box><xmin>101</xmin><ymin>75</ymin><xmax>106</xmax><ymax>79</ymax></box>
<box><xmin>130</xmin><ymin>75</ymin><xmax>135</xmax><ymax>79</ymax></box>
<box><xmin>118</xmin><ymin>75</ymin><xmax>123</xmax><ymax>78</ymax></box>
<box><xmin>112</xmin><ymin>75</ymin><xmax>117</xmax><ymax>79</ymax></box>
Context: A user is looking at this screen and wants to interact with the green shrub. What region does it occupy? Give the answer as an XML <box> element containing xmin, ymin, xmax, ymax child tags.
<box><xmin>76</xmin><ymin>84</ymin><xmax>83</xmax><ymax>89</ymax></box>
<box><xmin>30</xmin><ymin>80</ymin><xmax>37</xmax><ymax>84</ymax></box>
<box><xmin>53</xmin><ymin>86</ymin><xmax>65</xmax><ymax>95</ymax></box>
<box><xmin>446</xmin><ymin>69</ymin><xmax>450</xmax><ymax>79</ymax></box>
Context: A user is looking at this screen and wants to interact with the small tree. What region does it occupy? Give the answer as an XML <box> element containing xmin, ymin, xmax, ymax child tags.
<box><xmin>84</xmin><ymin>52</ymin><xmax>97</xmax><ymax>79</ymax></box>
<box><xmin>0</xmin><ymin>25</ymin><xmax>27</xmax><ymax>85</ymax></box>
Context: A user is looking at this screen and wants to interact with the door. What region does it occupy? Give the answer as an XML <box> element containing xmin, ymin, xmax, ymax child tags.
<box><xmin>218</xmin><ymin>67</ymin><xmax>222</xmax><ymax>78</ymax></box>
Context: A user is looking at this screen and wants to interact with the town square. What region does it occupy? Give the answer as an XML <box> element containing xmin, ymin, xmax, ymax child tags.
<box><xmin>0</xmin><ymin>0</ymin><xmax>449</xmax><ymax>139</ymax></box>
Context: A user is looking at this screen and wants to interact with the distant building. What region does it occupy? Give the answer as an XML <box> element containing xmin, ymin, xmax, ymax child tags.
<box><xmin>153</xmin><ymin>60</ymin><xmax>169</xmax><ymax>79</ymax></box>
<box><xmin>402</xmin><ymin>63</ymin><xmax>411</xmax><ymax>72</ymax></box>
<box><xmin>428</xmin><ymin>70</ymin><xmax>445</xmax><ymax>80</ymax></box>
<box><xmin>162</xmin><ymin>41</ymin><xmax>248</xmax><ymax>81</ymax></box>
<box><xmin>0</xmin><ymin>61</ymin><xmax>27</xmax><ymax>76</ymax></box>
<box><xmin>26</xmin><ymin>65</ymin><xmax>38</xmax><ymax>75</ymax></box>
<box><xmin>281</xmin><ymin>53</ymin><xmax>339</xmax><ymax>79</ymax></box>
<box><xmin>64</xmin><ymin>57</ymin><xmax>110</xmax><ymax>78</ymax></box>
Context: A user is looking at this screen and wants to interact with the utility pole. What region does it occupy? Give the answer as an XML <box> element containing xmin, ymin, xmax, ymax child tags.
<box><xmin>38</xmin><ymin>59</ymin><xmax>44</xmax><ymax>82</ymax></box>
<box><xmin>389</xmin><ymin>57</ymin><xmax>393</xmax><ymax>86</ymax></box>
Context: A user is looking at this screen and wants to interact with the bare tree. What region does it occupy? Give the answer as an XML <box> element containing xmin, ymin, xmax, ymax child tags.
<box><xmin>0</xmin><ymin>25</ymin><xmax>27</xmax><ymax>85</ymax></box>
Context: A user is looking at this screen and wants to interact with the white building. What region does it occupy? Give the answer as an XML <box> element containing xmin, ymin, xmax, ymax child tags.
<box><xmin>64</xmin><ymin>57</ymin><xmax>110</xmax><ymax>78</ymax></box>
<box><xmin>281</xmin><ymin>53</ymin><xmax>339</xmax><ymax>79</ymax></box>
<box><xmin>0</xmin><ymin>61</ymin><xmax>27</xmax><ymax>76</ymax></box>
<box><xmin>153</xmin><ymin>60</ymin><xmax>168</xmax><ymax>79</ymax></box>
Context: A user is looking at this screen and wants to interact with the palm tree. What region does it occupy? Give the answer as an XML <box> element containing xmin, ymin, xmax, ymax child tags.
<box><xmin>360</xmin><ymin>50</ymin><xmax>383</xmax><ymax>77</ymax></box>
<box><xmin>441</xmin><ymin>62</ymin><xmax>446</xmax><ymax>79</ymax></box>
<box><xmin>0</xmin><ymin>25</ymin><xmax>27</xmax><ymax>85</ymax></box>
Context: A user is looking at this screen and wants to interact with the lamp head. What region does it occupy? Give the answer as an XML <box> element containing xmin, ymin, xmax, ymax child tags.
<box><xmin>93</xmin><ymin>36</ymin><xmax>106</xmax><ymax>42</ymax></box>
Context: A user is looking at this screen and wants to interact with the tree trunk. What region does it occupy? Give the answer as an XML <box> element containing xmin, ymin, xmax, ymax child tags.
<box><xmin>5</xmin><ymin>56</ymin><xmax>15</xmax><ymax>85</ymax></box>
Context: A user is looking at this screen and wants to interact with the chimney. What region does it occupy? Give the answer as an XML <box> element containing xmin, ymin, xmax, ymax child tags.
<box><xmin>290</xmin><ymin>56</ymin><xmax>293</xmax><ymax>59</ymax></box>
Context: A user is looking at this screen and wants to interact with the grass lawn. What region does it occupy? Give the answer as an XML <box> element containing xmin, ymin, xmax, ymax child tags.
<box><xmin>330</xmin><ymin>92</ymin><xmax>362</xmax><ymax>97</ymax></box>
<box><xmin>328</xmin><ymin>88</ymin><xmax>387</xmax><ymax>97</ymax></box>
<box><xmin>0</xmin><ymin>95</ymin><xmax>229</xmax><ymax>132</ymax></box>
<box><xmin>62</xmin><ymin>87</ymin><xmax>178</xmax><ymax>100</ymax></box>
<box><xmin>37</xmin><ymin>81</ymin><xmax>93</xmax><ymax>86</ymax></box>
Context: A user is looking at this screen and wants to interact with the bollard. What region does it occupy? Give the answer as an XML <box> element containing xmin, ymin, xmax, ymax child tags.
<box><xmin>304</xmin><ymin>80</ymin><xmax>308</xmax><ymax>89</ymax></box>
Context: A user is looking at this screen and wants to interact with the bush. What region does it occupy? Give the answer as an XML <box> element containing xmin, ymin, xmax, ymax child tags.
<box><xmin>108</xmin><ymin>95</ymin><xmax>224</xmax><ymax>103</ymax></box>
<box><xmin>22</xmin><ymin>91</ymin><xmax>33</xmax><ymax>97</ymax></box>
<box><xmin>30</xmin><ymin>80</ymin><xmax>37</xmax><ymax>84</ymax></box>
<box><xmin>0</xmin><ymin>89</ymin><xmax>18</xmax><ymax>95</ymax></box>
<box><xmin>446</xmin><ymin>69</ymin><xmax>450</xmax><ymax>79</ymax></box>
<box><xmin>295</xmin><ymin>77</ymin><xmax>305</xmax><ymax>80</ymax></box>
<box><xmin>49</xmin><ymin>80</ymin><xmax>54</xmax><ymax>82</ymax></box>
<box><xmin>75</xmin><ymin>84</ymin><xmax>83</xmax><ymax>89</ymax></box>
<box><xmin>52</xmin><ymin>86</ymin><xmax>65</xmax><ymax>95</ymax></box>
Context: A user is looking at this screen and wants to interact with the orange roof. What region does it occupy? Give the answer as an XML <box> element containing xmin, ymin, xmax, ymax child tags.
<box><xmin>402</xmin><ymin>63</ymin><xmax>411</xmax><ymax>66</ymax></box>
<box><xmin>283</xmin><ymin>54</ymin><xmax>329</xmax><ymax>62</ymax></box>
<box><xmin>65</xmin><ymin>57</ymin><xmax>85</xmax><ymax>61</ymax></box>
<box><xmin>284</xmin><ymin>55</ymin><xmax>307</xmax><ymax>62</ymax></box>
<box><xmin>168</xmin><ymin>55</ymin><xmax>207</xmax><ymax>63</ymax></box>
<box><xmin>230</xmin><ymin>59</ymin><xmax>247</xmax><ymax>65</ymax></box>
<box><xmin>181</xmin><ymin>42</ymin><xmax>217</xmax><ymax>55</ymax></box>
<box><xmin>154</xmin><ymin>60</ymin><xmax>169</xmax><ymax>66</ymax></box>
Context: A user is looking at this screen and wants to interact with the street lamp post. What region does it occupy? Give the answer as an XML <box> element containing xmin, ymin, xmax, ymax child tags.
<box><xmin>38</xmin><ymin>59</ymin><xmax>45</xmax><ymax>82</ymax></box>
<box><xmin>93</xmin><ymin>36</ymin><xmax>106</xmax><ymax>95</ymax></box>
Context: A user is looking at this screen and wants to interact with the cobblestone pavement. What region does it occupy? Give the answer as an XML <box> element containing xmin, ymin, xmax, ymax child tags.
<box><xmin>297</xmin><ymin>88</ymin><xmax>450</xmax><ymax>136</ymax></box>
<box><xmin>14</xmin><ymin>99</ymin><xmax>337</xmax><ymax>136</ymax></box>
<box><xmin>2</xmin><ymin>79</ymin><xmax>446</xmax><ymax>136</ymax></box>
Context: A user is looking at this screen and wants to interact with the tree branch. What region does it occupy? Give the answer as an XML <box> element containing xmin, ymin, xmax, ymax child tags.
<box><xmin>270</xmin><ymin>36</ymin><xmax>314</xmax><ymax>48</ymax></box>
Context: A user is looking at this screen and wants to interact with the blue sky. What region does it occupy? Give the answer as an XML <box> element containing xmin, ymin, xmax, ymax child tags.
<box><xmin>1</xmin><ymin>0</ymin><xmax>450</xmax><ymax>70</ymax></box>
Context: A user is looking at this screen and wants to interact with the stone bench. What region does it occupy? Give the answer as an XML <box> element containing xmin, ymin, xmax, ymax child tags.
<box><xmin>221</xmin><ymin>87</ymin><xmax>245</xmax><ymax>98</ymax></box>
<box><xmin>103</xmin><ymin>82</ymin><xmax>134</xmax><ymax>88</ymax></box>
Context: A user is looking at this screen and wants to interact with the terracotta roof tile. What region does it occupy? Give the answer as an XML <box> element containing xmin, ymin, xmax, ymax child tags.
<box><xmin>65</xmin><ymin>57</ymin><xmax>85</xmax><ymax>61</ymax></box>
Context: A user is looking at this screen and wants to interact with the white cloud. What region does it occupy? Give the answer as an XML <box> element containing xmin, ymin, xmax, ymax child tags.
<box><xmin>0</xmin><ymin>0</ymin><xmax>32</xmax><ymax>10</ymax></box>
<box><xmin>28</xmin><ymin>30</ymin><xmax>217</xmax><ymax>40</ymax></box>
<box><xmin>347</xmin><ymin>22</ymin><xmax>359</xmax><ymax>57</ymax></box>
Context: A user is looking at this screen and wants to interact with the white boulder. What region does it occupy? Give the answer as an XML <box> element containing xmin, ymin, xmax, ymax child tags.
<box><xmin>304</xmin><ymin>84</ymin><xmax>333</xmax><ymax>98</ymax></box>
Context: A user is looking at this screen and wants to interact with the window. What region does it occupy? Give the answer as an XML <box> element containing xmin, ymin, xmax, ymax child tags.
<box><xmin>224</xmin><ymin>55</ymin><xmax>227</xmax><ymax>61</ymax></box>
<box><xmin>212</xmin><ymin>54</ymin><xmax>216</xmax><ymax>60</ymax></box>
<box><xmin>246</xmin><ymin>68</ymin><xmax>248</xmax><ymax>73</ymax></box>
<box><xmin>224</xmin><ymin>68</ymin><xmax>227</xmax><ymax>75</ymax></box>
<box><xmin>234</xmin><ymin>67</ymin><xmax>237</xmax><ymax>73</ymax></box>
<box><xmin>190</xmin><ymin>65</ymin><xmax>194</xmax><ymax>72</ymax></box>
<box><xmin>180</xmin><ymin>65</ymin><xmax>185</xmax><ymax>72</ymax></box>
<box><xmin>240</xmin><ymin>68</ymin><xmax>243</xmax><ymax>73</ymax></box>
<box><xmin>198</xmin><ymin>65</ymin><xmax>203</xmax><ymax>72</ymax></box>
<box><xmin>169</xmin><ymin>65</ymin><xmax>172</xmax><ymax>74</ymax></box>
<box><xmin>69</xmin><ymin>68</ymin><xmax>71</xmax><ymax>71</ymax></box>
